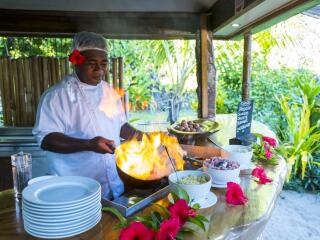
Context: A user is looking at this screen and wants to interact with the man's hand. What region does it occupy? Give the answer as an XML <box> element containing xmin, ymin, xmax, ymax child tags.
<box><xmin>41</xmin><ymin>132</ymin><xmax>116</xmax><ymax>154</ymax></box>
<box><xmin>88</xmin><ymin>136</ymin><xmax>116</xmax><ymax>154</ymax></box>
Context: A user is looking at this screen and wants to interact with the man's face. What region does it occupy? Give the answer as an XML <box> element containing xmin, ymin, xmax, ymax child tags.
<box><xmin>76</xmin><ymin>50</ymin><xmax>107</xmax><ymax>86</ymax></box>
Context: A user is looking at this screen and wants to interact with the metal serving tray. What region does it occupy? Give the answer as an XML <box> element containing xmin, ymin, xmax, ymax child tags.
<box><xmin>101</xmin><ymin>184</ymin><xmax>170</xmax><ymax>217</ymax></box>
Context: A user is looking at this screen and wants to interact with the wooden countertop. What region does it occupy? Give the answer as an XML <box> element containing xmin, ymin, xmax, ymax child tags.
<box><xmin>0</xmin><ymin>159</ymin><xmax>287</xmax><ymax>240</ymax></box>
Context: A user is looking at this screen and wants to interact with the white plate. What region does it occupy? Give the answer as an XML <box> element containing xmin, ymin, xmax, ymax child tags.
<box><xmin>22</xmin><ymin>190</ymin><xmax>101</xmax><ymax>210</ymax></box>
<box><xmin>22</xmin><ymin>198</ymin><xmax>101</xmax><ymax>217</ymax></box>
<box><xmin>24</xmin><ymin>212</ymin><xmax>101</xmax><ymax>239</ymax></box>
<box><xmin>168</xmin><ymin>192</ymin><xmax>217</xmax><ymax>209</ymax></box>
<box><xmin>23</xmin><ymin>187</ymin><xmax>100</xmax><ymax>208</ymax></box>
<box><xmin>22</xmin><ymin>176</ymin><xmax>101</xmax><ymax>205</ymax></box>
<box><xmin>25</xmin><ymin>212</ymin><xmax>101</xmax><ymax>234</ymax></box>
<box><xmin>211</xmin><ymin>178</ymin><xmax>241</xmax><ymax>188</ymax></box>
<box><xmin>28</xmin><ymin>176</ymin><xmax>57</xmax><ymax>185</ymax></box>
<box><xmin>22</xmin><ymin>202</ymin><xmax>101</xmax><ymax>221</ymax></box>
<box><xmin>23</xmin><ymin>204</ymin><xmax>101</xmax><ymax>224</ymax></box>
<box><xmin>24</xmin><ymin>208</ymin><xmax>101</xmax><ymax>230</ymax></box>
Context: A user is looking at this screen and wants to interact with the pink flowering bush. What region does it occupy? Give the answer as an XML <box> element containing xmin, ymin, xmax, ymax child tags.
<box><xmin>103</xmin><ymin>189</ymin><xmax>208</xmax><ymax>240</ymax></box>
<box><xmin>252</xmin><ymin>133</ymin><xmax>279</xmax><ymax>166</ymax></box>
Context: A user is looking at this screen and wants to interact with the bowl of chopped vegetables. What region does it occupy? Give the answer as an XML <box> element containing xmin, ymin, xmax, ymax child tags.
<box><xmin>168</xmin><ymin>170</ymin><xmax>212</xmax><ymax>201</ymax></box>
<box><xmin>203</xmin><ymin>157</ymin><xmax>240</xmax><ymax>185</ymax></box>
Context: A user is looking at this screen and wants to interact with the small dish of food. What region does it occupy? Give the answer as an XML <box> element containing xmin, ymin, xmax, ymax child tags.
<box><xmin>221</xmin><ymin>145</ymin><xmax>253</xmax><ymax>170</ymax></box>
<box><xmin>203</xmin><ymin>157</ymin><xmax>240</xmax><ymax>185</ymax></box>
<box><xmin>168</xmin><ymin>170</ymin><xmax>212</xmax><ymax>201</ymax></box>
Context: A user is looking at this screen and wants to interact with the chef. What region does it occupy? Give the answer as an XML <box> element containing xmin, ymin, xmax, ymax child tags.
<box><xmin>33</xmin><ymin>31</ymin><xmax>142</xmax><ymax>199</ymax></box>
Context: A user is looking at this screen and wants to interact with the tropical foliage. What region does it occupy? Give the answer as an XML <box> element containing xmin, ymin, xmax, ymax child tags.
<box><xmin>276</xmin><ymin>78</ymin><xmax>320</xmax><ymax>181</ymax></box>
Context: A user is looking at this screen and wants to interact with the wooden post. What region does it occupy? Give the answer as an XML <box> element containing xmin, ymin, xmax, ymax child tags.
<box><xmin>242</xmin><ymin>31</ymin><xmax>252</xmax><ymax>101</ymax></box>
<box><xmin>105</xmin><ymin>58</ymin><xmax>110</xmax><ymax>84</ymax></box>
<box><xmin>24</xmin><ymin>58</ymin><xmax>33</xmax><ymax>126</ymax></box>
<box><xmin>0</xmin><ymin>58</ymin><xmax>8</xmax><ymax>125</ymax></box>
<box><xmin>32</xmin><ymin>56</ymin><xmax>41</xmax><ymax>115</ymax></box>
<box><xmin>118</xmin><ymin>57</ymin><xmax>124</xmax><ymax>89</ymax></box>
<box><xmin>11</xmin><ymin>60</ymin><xmax>19</xmax><ymax>126</ymax></box>
<box><xmin>196</xmin><ymin>14</ymin><xmax>217</xmax><ymax>119</ymax></box>
<box><xmin>2</xmin><ymin>57</ymin><xmax>14</xmax><ymax>126</ymax></box>
<box><xmin>112</xmin><ymin>58</ymin><xmax>118</xmax><ymax>89</ymax></box>
<box><xmin>42</xmin><ymin>58</ymin><xmax>49</xmax><ymax>92</ymax></box>
<box><xmin>15</xmin><ymin>59</ymin><xmax>24</xmax><ymax>126</ymax></box>
<box><xmin>206</xmin><ymin>27</ymin><xmax>217</xmax><ymax>120</ymax></box>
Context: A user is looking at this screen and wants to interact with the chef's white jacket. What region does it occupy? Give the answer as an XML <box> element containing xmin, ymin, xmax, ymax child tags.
<box><xmin>33</xmin><ymin>73</ymin><xmax>126</xmax><ymax>199</ymax></box>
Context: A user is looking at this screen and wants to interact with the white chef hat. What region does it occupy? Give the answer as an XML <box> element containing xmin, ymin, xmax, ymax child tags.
<box><xmin>72</xmin><ymin>31</ymin><xmax>107</xmax><ymax>52</ymax></box>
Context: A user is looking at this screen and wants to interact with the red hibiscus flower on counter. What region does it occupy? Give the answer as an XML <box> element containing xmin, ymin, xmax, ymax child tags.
<box><xmin>252</xmin><ymin>166</ymin><xmax>273</xmax><ymax>184</ymax></box>
<box><xmin>225</xmin><ymin>182</ymin><xmax>248</xmax><ymax>205</ymax></box>
<box><xmin>167</xmin><ymin>199</ymin><xmax>197</xmax><ymax>227</ymax></box>
<box><xmin>69</xmin><ymin>50</ymin><xmax>86</xmax><ymax>65</ymax></box>
<box><xmin>119</xmin><ymin>221</ymin><xmax>155</xmax><ymax>240</ymax></box>
<box><xmin>103</xmin><ymin>188</ymin><xmax>209</xmax><ymax>240</ymax></box>
<box><xmin>155</xmin><ymin>218</ymin><xmax>180</xmax><ymax>240</ymax></box>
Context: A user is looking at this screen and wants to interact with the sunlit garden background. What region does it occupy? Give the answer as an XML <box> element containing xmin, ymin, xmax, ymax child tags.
<box><xmin>0</xmin><ymin>14</ymin><xmax>319</xmax><ymax>192</ymax></box>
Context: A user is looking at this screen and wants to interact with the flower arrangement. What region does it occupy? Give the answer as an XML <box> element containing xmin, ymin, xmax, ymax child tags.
<box><xmin>252</xmin><ymin>133</ymin><xmax>279</xmax><ymax>166</ymax></box>
<box><xmin>103</xmin><ymin>189</ymin><xmax>208</xmax><ymax>240</ymax></box>
<box><xmin>69</xmin><ymin>50</ymin><xmax>86</xmax><ymax>65</ymax></box>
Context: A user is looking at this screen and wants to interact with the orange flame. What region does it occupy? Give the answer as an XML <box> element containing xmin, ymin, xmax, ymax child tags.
<box><xmin>116</xmin><ymin>132</ymin><xmax>185</xmax><ymax>180</ymax></box>
<box><xmin>99</xmin><ymin>88</ymin><xmax>124</xmax><ymax>118</ymax></box>
<box><xmin>115</xmin><ymin>88</ymin><xmax>125</xmax><ymax>98</ymax></box>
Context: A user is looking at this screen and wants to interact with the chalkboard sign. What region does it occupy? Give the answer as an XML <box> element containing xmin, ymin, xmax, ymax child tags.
<box><xmin>236</xmin><ymin>100</ymin><xmax>253</xmax><ymax>138</ymax></box>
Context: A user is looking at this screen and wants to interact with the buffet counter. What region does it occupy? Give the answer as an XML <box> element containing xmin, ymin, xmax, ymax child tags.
<box><xmin>0</xmin><ymin>115</ymin><xmax>287</xmax><ymax>240</ymax></box>
<box><xmin>0</xmin><ymin>159</ymin><xmax>286</xmax><ymax>239</ymax></box>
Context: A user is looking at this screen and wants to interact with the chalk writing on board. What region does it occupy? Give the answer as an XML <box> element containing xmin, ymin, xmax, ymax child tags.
<box><xmin>236</xmin><ymin>100</ymin><xmax>253</xmax><ymax>138</ymax></box>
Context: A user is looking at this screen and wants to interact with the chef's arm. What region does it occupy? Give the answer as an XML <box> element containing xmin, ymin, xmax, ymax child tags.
<box><xmin>120</xmin><ymin>123</ymin><xmax>144</xmax><ymax>141</ymax></box>
<box><xmin>41</xmin><ymin>132</ymin><xmax>116</xmax><ymax>154</ymax></box>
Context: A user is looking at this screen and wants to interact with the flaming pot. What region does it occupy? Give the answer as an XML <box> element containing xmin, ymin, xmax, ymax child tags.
<box><xmin>116</xmin><ymin>164</ymin><xmax>167</xmax><ymax>189</ymax></box>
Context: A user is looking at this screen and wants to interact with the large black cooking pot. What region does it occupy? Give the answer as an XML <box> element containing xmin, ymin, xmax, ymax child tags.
<box><xmin>116</xmin><ymin>165</ymin><xmax>168</xmax><ymax>189</ymax></box>
<box><xmin>116</xmin><ymin>156</ymin><xmax>202</xmax><ymax>189</ymax></box>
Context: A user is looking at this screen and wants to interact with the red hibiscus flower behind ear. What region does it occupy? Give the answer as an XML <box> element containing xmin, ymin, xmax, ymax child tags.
<box><xmin>156</xmin><ymin>217</ymin><xmax>180</xmax><ymax>240</ymax></box>
<box><xmin>225</xmin><ymin>182</ymin><xmax>248</xmax><ymax>205</ymax></box>
<box><xmin>69</xmin><ymin>50</ymin><xmax>86</xmax><ymax>65</ymax></box>
<box><xmin>119</xmin><ymin>221</ymin><xmax>155</xmax><ymax>240</ymax></box>
<box><xmin>167</xmin><ymin>199</ymin><xmax>197</xmax><ymax>227</ymax></box>
<box><xmin>252</xmin><ymin>166</ymin><xmax>273</xmax><ymax>184</ymax></box>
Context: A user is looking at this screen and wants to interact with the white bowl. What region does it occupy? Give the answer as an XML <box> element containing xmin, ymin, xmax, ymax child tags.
<box><xmin>28</xmin><ymin>175</ymin><xmax>56</xmax><ymax>185</ymax></box>
<box><xmin>203</xmin><ymin>159</ymin><xmax>240</xmax><ymax>185</ymax></box>
<box><xmin>221</xmin><ymin>145</ymin><xmax>253</xmax><ymax>170</ymax></box>
<box><xmin>168</xmin><ymin>170</ymin><xmax>212</xmax><ymax>201</ymax></box>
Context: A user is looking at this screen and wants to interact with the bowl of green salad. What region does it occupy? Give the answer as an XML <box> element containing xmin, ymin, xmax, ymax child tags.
<box><xmin>168</xmin><ymin>170</ymin><xmax>212</xmax><ymax>201</ymax></box>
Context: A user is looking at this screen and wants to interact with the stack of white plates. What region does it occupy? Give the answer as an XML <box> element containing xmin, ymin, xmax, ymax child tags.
<box><xmin>22</xmin><ymin>176</ymin><xmax>101</xmax><ymax>239</ymax></box>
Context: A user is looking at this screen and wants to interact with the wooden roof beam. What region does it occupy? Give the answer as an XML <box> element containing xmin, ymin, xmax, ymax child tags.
<box><xmin>0</xmin><ymin>9</ymin><xmax>200</xmax><ymax>39</ymax></box>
